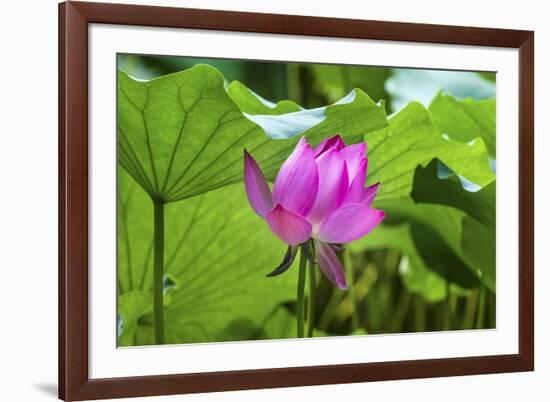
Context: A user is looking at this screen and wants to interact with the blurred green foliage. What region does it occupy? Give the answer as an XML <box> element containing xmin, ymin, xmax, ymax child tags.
<box><xmin>117</xmin><ymin>54</ymin><xmax>496</xmax><ymax>346</ymax></box>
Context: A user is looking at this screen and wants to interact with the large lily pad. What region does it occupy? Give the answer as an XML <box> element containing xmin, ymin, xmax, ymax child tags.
<box><xmin>366</xmin><ymin>102</ymin><xmax>494</xmax><ymax>202</ymax></box>
<box><xmin>117</xmin><ymin>169</ymin><xmax>298</xmax><ymax>345</ymax></box>
<box><xmin>411</xmin><ymin>160</ymin><xmax>496</xmax><ymax>291</ymax></box>
<box><xmin>118</xmin><ymin>65</ymin><xmax>388</xmax><ymax>202</ymax></box>
<box><xmin>429</xmin><ymin>92</ymin><xmax>496</xmax><ymax>157</ymax></box>
<box><xmin>412</xmin><ymin>160</ymin><xmax>496</xmax><ymax>229</ymax></box>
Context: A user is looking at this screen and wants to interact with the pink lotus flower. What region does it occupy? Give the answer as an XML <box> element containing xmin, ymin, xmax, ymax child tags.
<box><xmin>244</xmin><ymin>135</ymin><xmax>384</xmax><ymax>289</ymax></box>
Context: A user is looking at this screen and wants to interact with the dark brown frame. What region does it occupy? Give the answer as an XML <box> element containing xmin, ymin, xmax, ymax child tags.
<box><xmin>59</xmin><ymin>1</ymin><xmax>534</xmax><ymax>400</ymax></box>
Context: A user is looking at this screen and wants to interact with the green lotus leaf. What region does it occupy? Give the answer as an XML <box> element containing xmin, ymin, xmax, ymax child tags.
<box><xmin>226</xmin><ymin>81</ymin><xmax>302</xmax><ymax>115</ymax></box>
<box><xmin>117</xmin><ymin>169</ymin><xmax>299</xmax><ymax>345</ymax></box>
<box><xmin>366</xmin><ymin>102</ymin><xmax>494</xmax><ymax>202</ymax></box>
<box><xmin>411</xmin><ymin>160</ymin><xmax>496</xmax><ymax>291</ymax></box>
<box><xmin>411</xmin><ymin>160</ymin><xmax>496</xmax><ymax>229</ymax></box>
<box><xmin>118</xmin><ymin>64</ymin><xmax>387</xmax><ymax>203</ymax></box>
<box><xmin>429</xmin><ymin>92</ymin><xmax>496</xmax><ymax>157</ymax></box>
<box><xmin>118</xmin><ymin>291</ymin><xmax>152</xmax><ymax>346</ymax></box>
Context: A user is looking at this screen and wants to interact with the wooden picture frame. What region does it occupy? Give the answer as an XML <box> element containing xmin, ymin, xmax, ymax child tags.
<box><xmin>59</xmin><ymin>1</ymin><xmax>534</xmax><ymax>400</ymax></box>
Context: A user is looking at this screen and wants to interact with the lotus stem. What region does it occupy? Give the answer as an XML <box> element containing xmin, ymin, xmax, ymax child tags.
<box><xmin>296</xmin><ymin>244</ymin><xmax>307</xmax><ymax>338</ymax></box>
<box><xmin>153</xmin><ymin>200</ymin><xmax>165</xmax><ymax>344</ymax></box>
<box><xmin>307</xmin><ymin>257</ymin><xmax>316</xmax><ymax>338</ymax></box>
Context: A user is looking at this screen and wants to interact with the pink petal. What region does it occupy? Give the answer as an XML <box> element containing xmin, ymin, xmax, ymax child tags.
<box><xmin>361</xmin><ymin>183</ymin><xmax>379</xmax><ymax>207</ymax></box>
<box><xmin>307</xmin><ymin>150</ymin><xmax>349</xmax><ymax>224</ymax></box>
<box><xmin>340</xmin><ymin>142</ymin><xmax>367</xmax><ymax>157</ymax></box>
<box><xmin>339</xmin><ymin>143</ymin><xmax>367</xmax><ymax>183</ymax></box>
<box><xmin>313</xmin><ymin>135</ymin><xmax>344</xmax><ymax>158</ymax></box>
<box><xmin>317</xmin><ymin>204</ymin><xmax>385</xmax><ymax>243</ymax></box>
<box><xmin>266</xmin><ymin>204</ymin><xmax>312</xmax><ymax>246</ymax></box>
<box><xmin>314</xmin><ymin>240</ymin><xmax>347</xmax><ymax>289</ymax></box>
<box><xmin>342</xmin><ymin>158</ymin><xmax>366</xmax><ymax>205</ymax></box>
<box><xmin>273</xmin><ymin>137</ymin><xmax>319</xmax><ymax>216</ymax></box>
<box><xmin>244</xmin><ymin>150</ymin><xmax>273</xmax><ymax>219</ymax></box>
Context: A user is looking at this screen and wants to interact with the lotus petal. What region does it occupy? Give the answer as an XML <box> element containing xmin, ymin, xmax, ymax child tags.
<box><xmin>307</xmin><ymin>150</ymin><xmax>349</xmax><ymax>224</ymax></box>
<box><xmin>361</xmin><ymin>183</ymin><xmax>380</xmax><ymax>207</ymax></box>
<box><xmin>314</xmin><ymin>240</ymin><xmax>347</xmax><ymax>289</ymax></box>
<box><xmin>340</xmin><ymin>143</ymin><xmax>367</xmax><ymax>183</ymax></box>
<box><xmin>317</xmin><ymin>203</ymin><xmax>385</xmax><ymax>243</ymax></box>
<box><xmin>244</xmin><ymin>150</ymin><xmax>273</xmax><ymax>218</ymax></box>
<box><xmin>266</xmin><ymin>204</ymin><xmax>313</xmax><ymax>246</ymax></box>
<box><xmin>342</xmin><ymin>158</ymin><xmax>367</xmax><ymax>205</ymax></box>
<box><xmin>313</xmin><ymin>135</ymin><xmax>344</xmax><ymax>158</ymax></box>
<box><xmin>272</xmin><ymin>137</ymin><xmax>319</xmax><ymax>216</ymax></box>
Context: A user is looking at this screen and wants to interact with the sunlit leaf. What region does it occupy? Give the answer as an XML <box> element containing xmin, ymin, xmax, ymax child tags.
<box><xmin>117</xmin><ymin>169</ymin><xmax>298</xmax><ymax>345</ymax></box>
<box><xmin>366</xmin><ymin>102</ymin><xmax>494</xmax><ymax>202</ymax></box>
<box><xmin>118</xmin><ymin>65</ymin><xmax>258</xmax><ymax>202</ymax></box>
<box><xmin>118</xmin><ymin>291</ymin><xmax>152</xmax><ymax>346</ymax></box>
<box><xmin>232</xmin><ymin>85</ymin><xmax>386</xmax><ymax>141</ymax></box>
<box><xmin>118</xmin><ymin>65</ymin><xmax>387</xmax><ymax>202</ymax></box>
<box><xmin>429</xmin><ymin>92</ymin><xmax>496</xmax><ymax>157</ymax></box>
<box><xmin>226</xmin><ymin>81</ymin><xmax>301</xmax><ymax>114</ymax></box>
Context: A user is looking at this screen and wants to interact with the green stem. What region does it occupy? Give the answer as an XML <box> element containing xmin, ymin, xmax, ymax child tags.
<box><xmin>414</xmin><ymin>295</ymin><xmax>426</xmax><ymax>332</ymax></box>
<box><xmin>296</xmin><ymin>245</ymin><xmax>307</xmax><ymax>338</ymax></box>
<box><xmin>462</xmin><ymin>289</ymin><xmax>479</xmax><ymax>329</ymax></box>
<box><xmin>307</xmin><ymin>259</ymin><xmax>316</xmax><ymax>338</ymax></box>
<box><xmin>390</xmin><ymin>290</ymin><xmax>411</xmax><ymax>333</ymax></box>
<box><xmin>153</xmin><ymin>201</ymin><xmax>165</xmax><ymax>344</ymax></box>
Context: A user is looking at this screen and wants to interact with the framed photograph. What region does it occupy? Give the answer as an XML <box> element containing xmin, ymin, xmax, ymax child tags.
<box><xmin>59</xmin><ymin>1</ymin><xmax>534</xmax><ymax>400</ymax></box>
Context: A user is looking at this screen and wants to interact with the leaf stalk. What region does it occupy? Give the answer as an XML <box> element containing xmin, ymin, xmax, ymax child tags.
<box><xmin>296</xmin><ymin>244</ymin><xmax>308</xmax><ymax>338</ymax></box>
<box><xmin>153</xmin><ymin>200</ymin><xmax>166</xmax><ymax>344</ymax></box>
